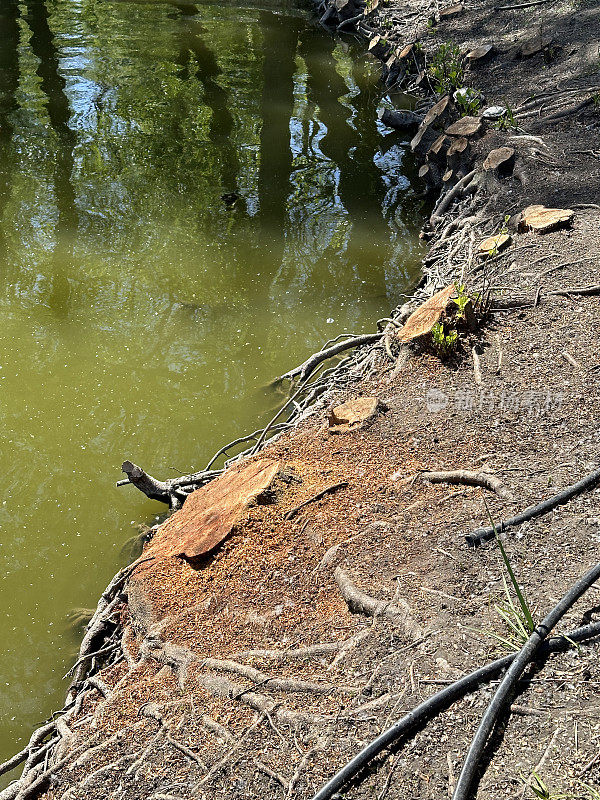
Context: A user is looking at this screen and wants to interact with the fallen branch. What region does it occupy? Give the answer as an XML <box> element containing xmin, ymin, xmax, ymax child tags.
<box><xmin>334</xmin><ymin>568</ymin><xmax>422</xmax><ymax>639</ymax></box>
<box><xmin>452</xmin><ymin>561</ymin><xmax>600</xmax><ymax>800</ymax></box>
<box><xmin>466</xmin><ymin>465</ymin><xmax>600</xmax><ymax>546</ymax></box>
<box><xmin>310</xmin><ymin>619</ymin><xmax>600</xmax><ymax>800</ymax></box>
<box><xmin>494</xmin><ymin>0</ymin><xmax>553</xmax><ymax>8</ymax></box>
<box><xmin>420</xmin><ymin>470</ymin><xmax>513</xmax><ymax>500</ymax></box>
<box><xmin>541</xmin><ymin>97</ymin><xmax>593</xmax><ymax>122</ymax></box>
<box><xmin>285</xmin><ymin>482</ymin><xmax>349</xmax><ymax>520</ymax></box>
<box><xmin>547</xmin><ymin>284</ymin><xmax>600</xmax><ymax>297</ymax></box>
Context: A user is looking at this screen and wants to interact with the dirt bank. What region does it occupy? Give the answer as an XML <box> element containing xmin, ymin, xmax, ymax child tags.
<box><xmin>2</xmin><ymin>0</ymin><xmax>600</xmax><ymax>799</ymax></box>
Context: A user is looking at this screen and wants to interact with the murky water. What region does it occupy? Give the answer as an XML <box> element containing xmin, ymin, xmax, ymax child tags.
<box><xmin>0</xmin><ymin>0</ymin><xmax>423</xmax><ymax>763</ymax></box>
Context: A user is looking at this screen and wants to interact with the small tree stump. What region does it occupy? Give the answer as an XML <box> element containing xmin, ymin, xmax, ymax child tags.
<box><xmin>427</xmin><ymin>134</ymin><xmax>449</xmax><ymax>164</ymax></box>
<box><xmin>478</xmin><ymin>233</ymin><xmax>511</xmax><ymax>256</ymax></box>
<box><xmin>466</xmin><ymin>44</ymin><xmax>495</xmax><ymax>64</ymax></box>
<box><xmin>439</xmin><ymin>3</ymin><xmax>464</xmax><ymax>18</ymax></box>
<box><xmin>483</xmin><ymin>146</ymin><xmax>515</xmax><ymax>173</ymax></box>
<box><xmin>410</xmin><ymin>122</ymin><xmax>438</xmax><ymax>155</ymax></box>
<box><xmin>368</xmin><ymin>34</ymin><xmax>390</xmax><ymax>60</ymax></box>
<box><xmin>445</xmin><ymin>116</ymin><xmax>483</xmax><ymax>137</ymax></box>
<box><xmin>518</xmin><ymin>205</ymin><xmax>574</xmax><ymax>233</ymax></box>
<box><xmin>422</xmin><ymin>95</ymin><xmax>451</xmax><ymax>127</ymax></box>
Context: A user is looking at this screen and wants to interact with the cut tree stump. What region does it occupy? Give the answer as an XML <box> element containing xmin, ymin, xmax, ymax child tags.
<box><xmin>466</xmin><ymin>44</ymin><xmax>495</xmax><ymax>64</ymax></box>
<box><xmin>447</xmin><ymin>136</ymin><xmax>471</xmax><ymax>171</ymax></box>
<box><xmin>422</xmin><ymin>95</ymin><xmax>451</xmax><ymax>127</ymax></box>
<box><xmin>483</xmin><ymin>146</ymin><xmax>515</xmax><ymax>172</ymax></box>
<box><xmin>427</xmin><ymin>134</ymin><xmax>449</xmax><ymax>164</ymax></box>
<box><xmin>478</xmin><ymin>233</ymin><xmax>511</xmax><ymax>256</ymax></box>
<box><xmin>398</xmin><ymin>42</ymin><xmax>416</xmax><ymax>60</ymax></box>
<box><xmin>518</xmin><ymin>205</ymin><xmax>574</xmax><ymax>233</ymax></box>
<box><xmin>439</xmin><ymin>3</ymin><xmax>464</xmax><ymax>17</ymax></box>
<box><xmin>445</xmin><ymin>116</ymin><xmax>483</xmax><ymax>137</ymax></box>
<box><xmin>520</xmin><ymin>36</ymin><xmax>553</xmax><ymax>57</ymax></box>
<box><xmin>368</xmin><ymin>35</ymin><xmax>390</xmax><ymax>60</ymax></box>
<box><xmin>328</xmin><ymin>397</ymin><xmax>384</xmax><ymax>433</ymax></box>
<box><xmin>142</xmin><ymin>458</ymin><xmax>281</xmax><ymax>561</ymax></box>
<box><xmin>397</xmin><ymin>284</ymin><xmax>456</xmax><ymax>343</ymax></box>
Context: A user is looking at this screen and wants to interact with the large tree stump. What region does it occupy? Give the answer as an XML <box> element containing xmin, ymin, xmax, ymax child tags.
<box><xmin>141</xmin><ymin>459</ymin><xmax>281</xmax><ymax>562</ymax></box>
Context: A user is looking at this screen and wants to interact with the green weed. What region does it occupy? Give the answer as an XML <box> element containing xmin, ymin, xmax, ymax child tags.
<box><xmin>428</xmin><ymin>42</ymin><xmax>464</xmax><ymax>94</ymax></box>
<box><xmin>431</xmin><ymin>321</ymin><xmax>458</xmax><ymax>355</ymax></box>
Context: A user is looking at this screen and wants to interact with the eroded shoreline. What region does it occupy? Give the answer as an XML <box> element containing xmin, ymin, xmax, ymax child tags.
<box><xmin>2</xmin><ymin>0</ymin><xmax>600</xmax><ymax>797</ymax></box>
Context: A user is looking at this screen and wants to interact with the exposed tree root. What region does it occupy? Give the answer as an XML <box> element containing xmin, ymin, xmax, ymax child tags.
<box><xmin>197</xmin><ymin>674</ymin><xmax>324</xmax><ymax>728</ymax></box>
<box><xmin>334</xmin><ymin>568</ymin><xmax>423</xmax><ymax>639</ymax></box>
<box><xmin>419</xmin><ymin>469</ymin><xmax>513</xmax><ymax>499</ymax></box>
<box><xmin>199</xmin><ymin>658</ymin><xmax>338</xmax><ymax>695</ymax></box>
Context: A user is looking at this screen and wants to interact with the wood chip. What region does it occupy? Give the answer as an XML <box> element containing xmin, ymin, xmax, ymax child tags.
<box><xmin>518</xmin><ymin>205</ymin><xmax>574</xmax><ymax>233</ymax></box>
<box><xmin>397</xmin><ymin>284</ymin><xmax>456</xmax><ymax>343</ymax></box>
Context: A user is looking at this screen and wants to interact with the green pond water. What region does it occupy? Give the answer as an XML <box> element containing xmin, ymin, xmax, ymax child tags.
<box><xmin>0</xmin><ymin>0</ymin><xmax>424</xmax><ymax>764</ymax></box>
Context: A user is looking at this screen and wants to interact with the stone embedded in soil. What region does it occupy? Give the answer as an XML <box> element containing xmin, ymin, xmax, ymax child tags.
<box><xmin>445</xmin><ymin>115</ymin><xmax>483</xmax><ymax>137</ymax></box>
<box><xmin>483</xmin><ymin>146</ymin><xmax>515</xmax><ymax>172</ymax></box>
<box><xmin>397</xmin><ymin>283</ymin><xmax>456</xmax><ymax>343</ymax></box>
<box><xmin>142</xmin><ymin>458</ymin><xmax>281</xmax><ymax>561</ymax></box>
<box><xmin>328</xmin><ymin>397</ymin><xmax>382</xmax><ymax>433</ymax></box>
<box><xmin>478</xmin><ymin>233</ymin><xmax>511</xmax><ymax>256</ymax></box>
<box><xmin>518</xmin><ymin>205</ymin><xmax>574</xmax><ymax>233</ymax></box>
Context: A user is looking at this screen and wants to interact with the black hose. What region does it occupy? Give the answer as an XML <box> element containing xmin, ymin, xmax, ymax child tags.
<box><xmin>311</xmin><ymin>618</ymin><xmax>600</xmax><ymax>800</ymax></box>
<box><xmin>466</xmin><ymin>467</ymin><xmax>600</xmax><ymax>547</ymax></box>
<box><xmin>452</xmin><ymin>560</ymin><xmax>600</xmax><ymax>800</ymax></box>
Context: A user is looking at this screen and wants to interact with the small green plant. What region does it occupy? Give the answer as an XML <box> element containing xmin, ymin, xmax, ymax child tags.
<box><xmin>451</xmin><ymin>283</ymin><xmax>471</xmax><ymax>319</ymax></box>
<box><xmin>455</xmin><ymin>90</ymin><xmax>481</xmax><ymax>117</ymax></box>
<box><xmin>525</xmin><ymin>772</ymin><xmax>563</xmax><ymax>800</ymax></box>
<box><xmin>431</xmin><ymin>321</ymin><xmax>458</xmax><ymax>355</ymax></box>
<box><xmin>478</xmin><ymin>500</ymin><xmax>535</xmax><ymax>651</ymax></box>
<box><xmin>494</xmin><ymin>102</ymin><xmax>517</xmax><ymax>130</ymax></box>
<box><xmin>428</xmin><ymin>42</ymin><xmax>464</xmax><ymax>94</ymax></box>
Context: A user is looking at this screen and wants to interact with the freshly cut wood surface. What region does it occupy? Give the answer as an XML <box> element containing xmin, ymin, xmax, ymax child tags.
<box><xmin>478</xmin><ymin>233</ymin><xmax>511</xmax><ymax>255</ymax></box>
<box><xmin>445</xmin><ymin>116</ymin><xmax>483</xmax><ymax>137</ymax></box>
<box><xmin>144</xmin><ymin>458</ymin><xmax>280</xmax><ymax>561</ymax></box>
<box><xmin>519</xmin><ymin>205</ymin><xmax>574</xmax><ymax>233</ymax></box>
<box><xmin>483</xmin><ymin>146</ymin><xmax>515</xmax><ymax>171</ymax></box>
<box><xmin>328</xmin><ymin>397</ymin><xmax>381</xmax><ymax>433</ymax></box>
<box><xmin>397</xmin><ymin>284</ymin><xmax>455</xmax><ymax>343</ymax></box>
